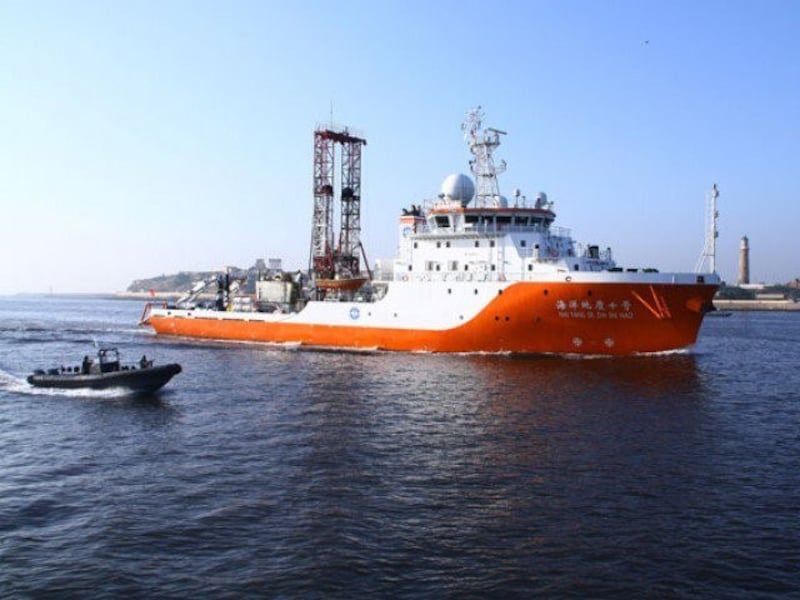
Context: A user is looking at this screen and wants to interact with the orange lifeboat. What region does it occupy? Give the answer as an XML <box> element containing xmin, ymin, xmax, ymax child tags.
<box><xmin>314</xmin><ymin>277</ymin><xmax>368</xmax><ymax>291</ymax></box>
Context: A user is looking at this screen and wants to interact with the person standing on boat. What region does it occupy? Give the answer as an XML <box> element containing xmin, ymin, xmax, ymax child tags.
<box><xmin>82</xmin><ymin>355</ymin><xmax>92</xmax><ymax>374</ymax></box>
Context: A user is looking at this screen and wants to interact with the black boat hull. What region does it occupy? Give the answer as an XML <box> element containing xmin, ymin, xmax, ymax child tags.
<box><xmin>27</xmin><ymin>364</ymin><xmax>182</xmax><ymax>394</ymax></box>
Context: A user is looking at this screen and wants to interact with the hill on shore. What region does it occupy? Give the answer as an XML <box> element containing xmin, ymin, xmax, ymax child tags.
<box><xmin>127</xmin><ymin>267</ymin><xmax>261</xmax><ymax>294</ymax></box>
<box><xmin>128</xmin><ymin>271</ymin><xmax>218</xmax><ymax>294</ymax></box>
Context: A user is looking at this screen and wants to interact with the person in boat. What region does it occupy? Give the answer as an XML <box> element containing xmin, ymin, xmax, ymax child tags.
<box><xmin>81</xmin><ymin>355</ymin><xmax>92</xmax><ymax>375</ymax></box>
<box><xmin>140</xmin><ymin>355</ymin><xmax>151</xmax><ymax>369</ymax></box>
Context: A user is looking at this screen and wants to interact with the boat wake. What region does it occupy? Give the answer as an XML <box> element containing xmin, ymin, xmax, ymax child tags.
<box><xmin>0</xmin><ymin>369</ymin><xmax>132</xmax><ymax>399</ymax></box>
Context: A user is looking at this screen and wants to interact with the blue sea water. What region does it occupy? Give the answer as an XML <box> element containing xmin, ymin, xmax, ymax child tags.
<box><xmin>0</xmin><ymin>295</ymin><xmax>798</xmax><ymax>598</ymax></box>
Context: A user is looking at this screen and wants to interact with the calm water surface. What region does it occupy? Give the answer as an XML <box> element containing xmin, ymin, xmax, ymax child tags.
<box><xmin>1</xmin><ymin>296</ymin><xmax>798</xmax><ymax>598</ymax></box>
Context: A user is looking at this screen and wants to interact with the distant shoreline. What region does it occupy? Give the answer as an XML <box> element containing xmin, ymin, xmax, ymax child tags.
<box><xmin>113</xmin><ymin>292</ymin><xmax>184</xmax><ymax>301</ymax></box>
<box><xmin>713</xmin><ymin>299</ymin><xmax>800</xmax><ymax>312</ymax></box>
<box><xmin>119</xmin><ymin>293</ymin><xmax>800</xmax><ymax>311</ymax></box>
<box><xmin>5</xmin><ymin>292</ymin><xmax>798</xmax><ymax>312</ymax></box>
<box><xmin>111</xmin><ymin>293</ymin><xmax>800</xmax><ymax>312</ymax></box>
<box><xmin>0</xmin><ymin>292</ymin><xmax>182</xmax><ymax>301</ymax></box>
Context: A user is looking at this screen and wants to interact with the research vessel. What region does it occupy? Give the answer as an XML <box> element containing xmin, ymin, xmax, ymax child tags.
<box><xmin>141</xmin><ymin>109</ymin><xmax>719</xmax><ymax>355</ymax></box>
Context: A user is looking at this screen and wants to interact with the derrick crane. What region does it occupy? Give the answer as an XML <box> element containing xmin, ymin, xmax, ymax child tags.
<box><xmin>309</xmin><ymin>127</ymin><xmax>367</xmax><ymax>281</ymax></box>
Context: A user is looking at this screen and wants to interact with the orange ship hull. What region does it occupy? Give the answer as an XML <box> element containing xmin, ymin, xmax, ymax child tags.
<box><xmin>146</xmin><ymin>281</ymin><xmax>717</xmax><ymax>356</ymax></box>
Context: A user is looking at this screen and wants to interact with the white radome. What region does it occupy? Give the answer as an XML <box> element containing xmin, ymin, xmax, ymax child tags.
<box><xmin>441</xmin><ymin>173</ymin><xmax>475</xmax><ymax>206</ymax></box>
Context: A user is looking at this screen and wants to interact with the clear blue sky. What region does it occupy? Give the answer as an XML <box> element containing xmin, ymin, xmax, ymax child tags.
<box><xmin>1</xmin><ymin>0</ymin><xmax>798</xmax><ymax>294</ymax></box>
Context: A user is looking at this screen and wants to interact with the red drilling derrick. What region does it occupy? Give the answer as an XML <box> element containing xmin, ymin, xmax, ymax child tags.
<box><xmin>310</xmin><ymin>127</ymin><xmax>367</xmax><ymax>282</ymax></box>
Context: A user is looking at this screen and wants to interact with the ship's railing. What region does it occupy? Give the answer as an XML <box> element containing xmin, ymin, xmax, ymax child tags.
<box><xmin>414</xmin><ymin>223</ymin><xmax>569</xmax><ymax>237</ymax></box>
<box><xmin>393</xmin><ymin>267</ymin><xmax>634</xmax><ymax>283</ymax></box>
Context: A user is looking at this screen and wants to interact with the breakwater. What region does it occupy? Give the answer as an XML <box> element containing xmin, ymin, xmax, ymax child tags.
<box><xmin>714</xmin><ymin>299</ymin><xmax>800</xmax><ymax>311</ymax></box>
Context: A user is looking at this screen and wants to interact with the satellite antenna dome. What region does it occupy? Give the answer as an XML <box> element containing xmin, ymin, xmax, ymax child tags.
<box><xmin>535</xmin><ymin>191</ymin><xmax>548</xmax><ymax>208</ymax></box>
<box><xmin>440</xmin><ymin>173</ymin><xmax>475</xmax><ymax>206</ymax></box>
<box><xmin>497</xmin><ymin>195</ymin><xmax>509</xmax><ymax>208</ymax></box>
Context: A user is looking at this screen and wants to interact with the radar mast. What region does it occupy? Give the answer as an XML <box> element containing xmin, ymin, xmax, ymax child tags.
<box><xmin>695</xmin><ymin>183</ymin><xmax>720</xmax><ymax>274</ymax></box>
<box><xmin>461</xmin><ymin>107</ymin><xmax>507</xmax><ymax>208</ymax></box>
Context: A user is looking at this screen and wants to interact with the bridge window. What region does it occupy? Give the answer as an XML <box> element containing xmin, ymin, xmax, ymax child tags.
<box><xmin>435</xmin><ymin>216</ymin><xmax>450</xmax><ymax>228</ymax></box>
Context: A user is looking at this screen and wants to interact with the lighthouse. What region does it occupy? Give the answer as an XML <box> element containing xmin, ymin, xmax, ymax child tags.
<box><xmin>738</xmin><ymin>236</ymin><xmax>750</xmax><ymax>285</ymax></box>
